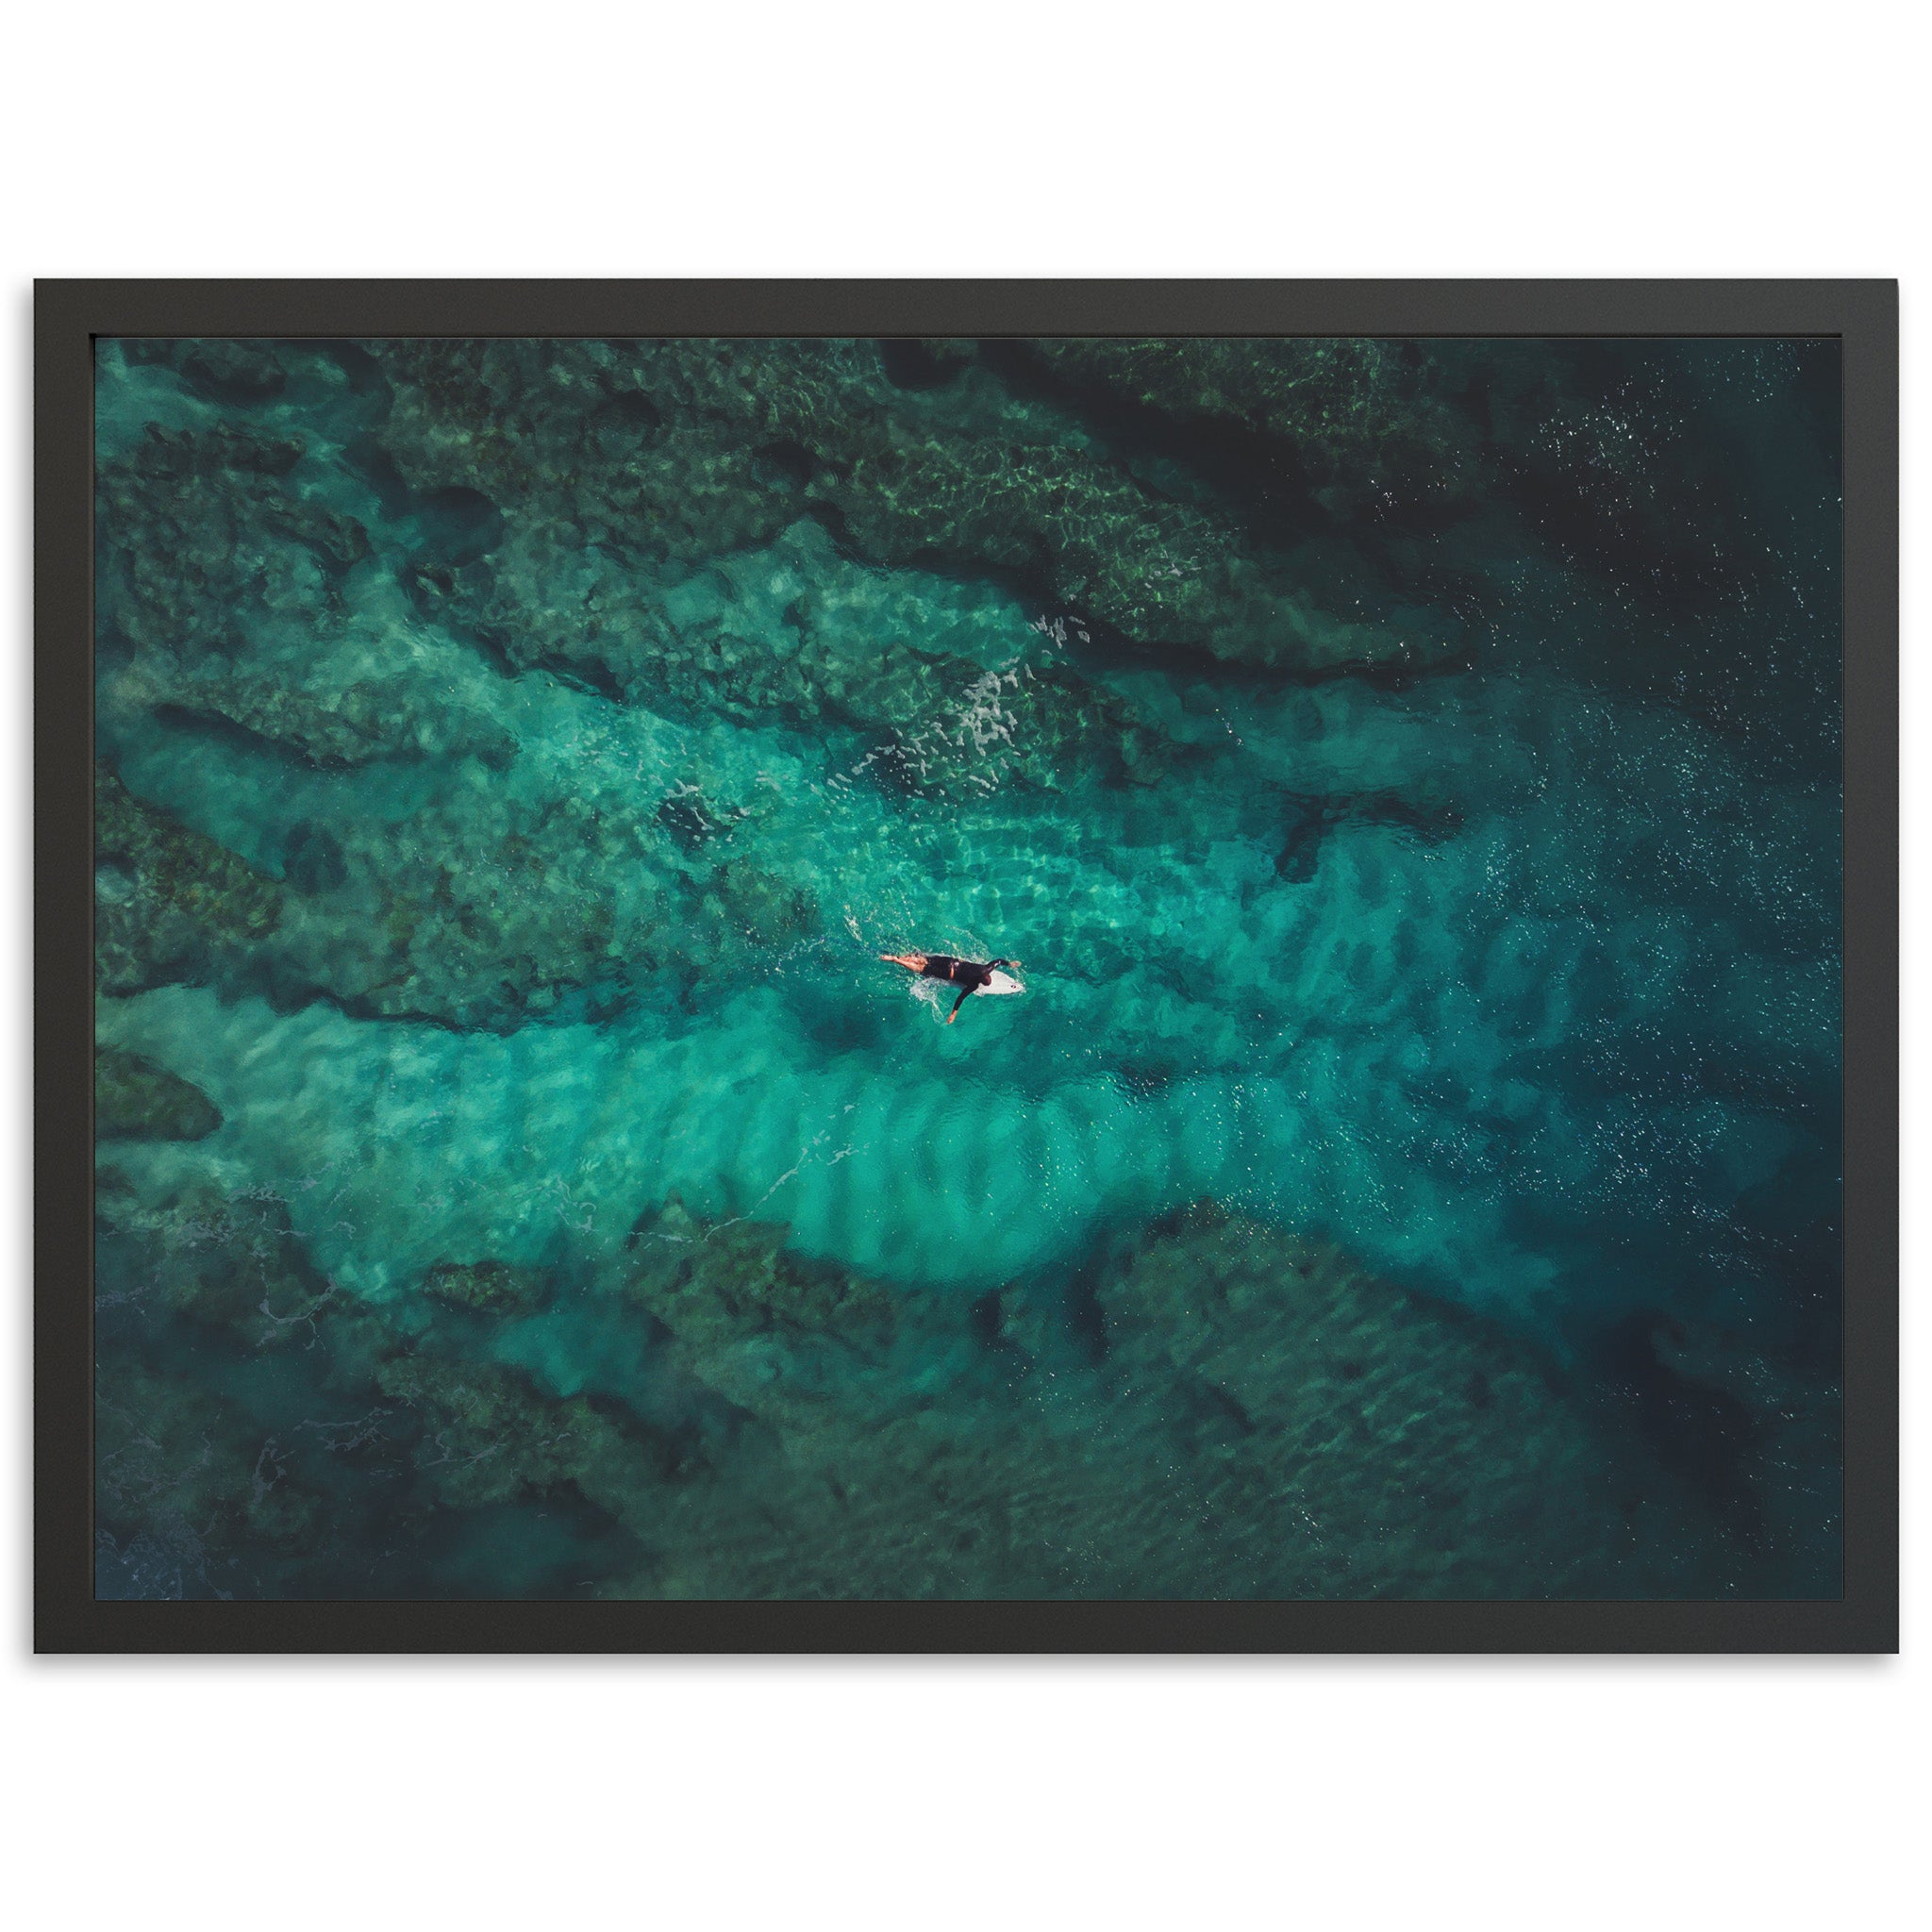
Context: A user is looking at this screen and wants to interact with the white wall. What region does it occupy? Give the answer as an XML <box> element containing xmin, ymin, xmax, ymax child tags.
<box><xmin>1</xmin><ymin>7</ymin><xmax>1918</xmax><ymax>1927</ymax></box>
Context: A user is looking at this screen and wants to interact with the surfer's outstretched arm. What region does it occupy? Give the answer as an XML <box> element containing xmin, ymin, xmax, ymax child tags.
<box><xmin>946</xmin><ymin>987</ymin><xmax>971</xmax><ymax>1024</ymax></box>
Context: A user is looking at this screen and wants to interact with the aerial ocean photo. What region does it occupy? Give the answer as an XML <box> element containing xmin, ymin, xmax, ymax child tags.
<box><xmin>92</xmin><ymin>334</ymin><xmax>1843</xmax><ymax>1602</ymax></box>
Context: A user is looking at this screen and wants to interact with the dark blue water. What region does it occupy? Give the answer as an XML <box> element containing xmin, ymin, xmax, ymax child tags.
<box><xmin>92</xmin><ymin>336</ymin><xmax>1842</xmax><ymax>1601</ymax></box>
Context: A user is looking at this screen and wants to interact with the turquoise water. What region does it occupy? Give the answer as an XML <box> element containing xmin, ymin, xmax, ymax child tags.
<box><xmin>92</xmin><ymin>336</ymin><xmax>1843</xmax><ymax>1601</ymax></box>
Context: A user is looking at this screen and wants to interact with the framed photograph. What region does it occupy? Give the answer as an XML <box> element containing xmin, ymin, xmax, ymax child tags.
<box><xmin>35</xmin><ymin>281</ymin><xmax>1897</xmax><ymax>1652</ymax></box>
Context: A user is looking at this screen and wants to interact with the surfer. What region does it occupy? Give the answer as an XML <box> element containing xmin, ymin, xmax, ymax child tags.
<box><xmin>880</xmin><ymin>952</ymin><xmax>1024</xmax><ymax>1024</ymax></box>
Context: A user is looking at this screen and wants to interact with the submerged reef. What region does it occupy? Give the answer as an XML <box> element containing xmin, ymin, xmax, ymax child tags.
<box><xmin>93</xmin><ymin>334</ymin><xmax>1844</xmax><ymax>1601</ymax></box>
<box><xmin>1014</xmin><ymin>336</ymin><xmax>1480</xmax><ymax>519</ymax></box>
<box><xmin>92</xmin><ymin>1185</ymin><xmax>1787</xmax><ymax>1601</ymax></box>
<box><xmin>95</xmin><ymin>751</ymin><xmax>821</xmax><ymax>1030</ymax></box>
<box><xmin>373</xmin><ymin>337</ymin><xmax>1454</xmax><ymax>675</ymax></box>
<box><xmin>619</xmin><ymin>1198</ymin><xmax>1671</xmax><ymax>1599</ymax></box>
<box><xmin>95</xmin><ymin>764</ymin><xmax>287</xmax><ymax>995</ymax></box>
<box><xmin>95</xmin><ymin>1045</ymin><xmax>222</xmax><ymax>1141</ymax></box>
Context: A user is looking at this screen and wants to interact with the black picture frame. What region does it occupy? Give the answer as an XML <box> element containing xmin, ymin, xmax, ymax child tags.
<box><xmin>36</xmin><ymin>279</ymin><xmax>1899</xmax><ymax>1654</ymax></box>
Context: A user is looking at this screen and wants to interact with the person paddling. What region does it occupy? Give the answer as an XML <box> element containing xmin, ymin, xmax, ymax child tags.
<box><xmin>880</xmin><ymin>952</ymin><xmax>1024</xmax><ymax>1024</ymax></box>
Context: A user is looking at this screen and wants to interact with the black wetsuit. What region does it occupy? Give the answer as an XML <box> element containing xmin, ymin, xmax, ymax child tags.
<box><xmin>920</xmin><ymin>956</ymin><xmax>1015</xmax><ymax>1022</ymax></box>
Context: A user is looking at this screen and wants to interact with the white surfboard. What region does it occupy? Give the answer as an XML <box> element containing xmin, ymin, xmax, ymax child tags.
<box><xmin>982</xmin><ymin>969</ymin><xmax>1025</xmax><ymax>996</ymax></box>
